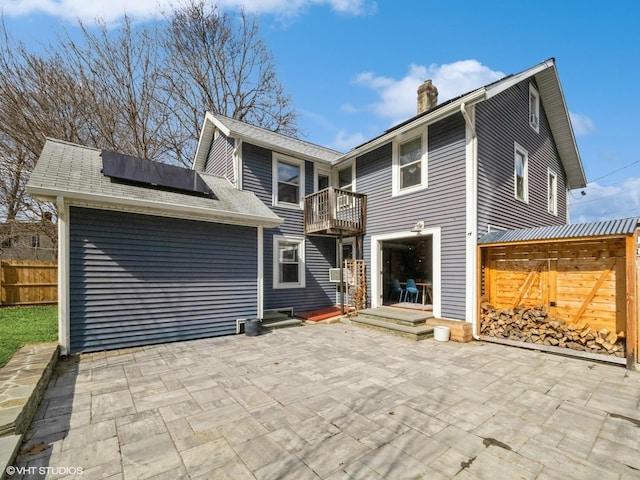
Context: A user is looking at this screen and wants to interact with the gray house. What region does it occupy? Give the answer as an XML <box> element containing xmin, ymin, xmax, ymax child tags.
<box><xmin>27</xmin><ymin>58</ymin><xmax>586</xmax><ymax>353</ymax></box>
<box><xmin>28</xmin><ymin>140</ymin><xmax>282</xmax><ymax>354</ymax></box>
<box><xmin>195</xmin><ymin>58</ymin><xmax>586</xmax><ymax>331</ymax></box>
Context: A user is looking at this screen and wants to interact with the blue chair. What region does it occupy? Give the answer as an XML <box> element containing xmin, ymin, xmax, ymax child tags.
<box><xmin>405</xmin><ymin>279</ymin><xmax>419</xmax><ymax>303</ymax></box>
<box><xmin>391</xmin><ymin>278</ymin><xmax>405</xmax><ymax>302</ymax></box>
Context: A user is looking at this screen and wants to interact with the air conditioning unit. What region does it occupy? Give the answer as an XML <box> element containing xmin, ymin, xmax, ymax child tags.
<box><xmin>329</xmin><ymin>268</ymin><xmax>353</xmax><ymax>284</ymax></box>
<box><xmin>329</xmin><ymin>268</ymin><xmax>342</xmax><ymax>282</ymax></box>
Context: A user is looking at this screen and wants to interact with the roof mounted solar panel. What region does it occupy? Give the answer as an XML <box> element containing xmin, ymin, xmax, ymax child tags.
<box><xmin>101</xmin><ymin>151</ymin><xmax>215</xmax><ymax>198</ymax></box>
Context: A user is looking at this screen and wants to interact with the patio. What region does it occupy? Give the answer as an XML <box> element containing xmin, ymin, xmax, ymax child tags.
<box><xmin>10</xmin><ymin>322</ymin><xmax>640</xmax><ymax>479</ymax></box>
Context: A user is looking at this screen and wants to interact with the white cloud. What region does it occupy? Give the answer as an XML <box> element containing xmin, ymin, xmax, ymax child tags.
<box><xmin>569</xmin><ymin>112</ymin><xmax>596</xmax><ymax>136</ymax></box>
<box><xmin>331</xmin><ymin>129</ymin><xmax>366</xmax><ymax>151</ymax></box>
<box><xmin>0</xmin><ymin>0</ymin><xmax>376</xmax><ymax>22</ymax></box>
<box><xmin>352</xmin><ymin>60</ymin><xmax>505</xmax><ymax>124</ymax></box>
<box><xmin>569</xmin><ymin>178</ymin><xmax>640</xmax><ymax>223</ymax></box>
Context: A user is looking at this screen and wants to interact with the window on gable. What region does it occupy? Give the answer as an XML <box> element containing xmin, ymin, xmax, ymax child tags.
<box><xmin>273</xmin><ymin>155</ymin><xmax>304</xmax><ymax>208</ymax></box>
<box><xmin>514</xmin><ymin>143</ymin><xmax>528</xmax><ymax>203</ymax></box>
<box><xmin>548</xmin><ymin>170</ymin><xmax>558</xmax><ymax>215</ymax></box>
<box><xmin>529</xmin><ymin>84</ymin><xmax>540</xmax><ymax>133</ymax></box>
<box><xmin>273</xmin><ymin>235</ymin><xmax>305</xmax><ymax>289</ymax></box>
<box><xmin>31</xmin><ymin>235</ymin><xmax>40</xmax><ymax>248</ymax></box>
<box><xmin>392</xmin><ymin>130</ymin><xmax>427</xmax><ymax>196</ymax></box>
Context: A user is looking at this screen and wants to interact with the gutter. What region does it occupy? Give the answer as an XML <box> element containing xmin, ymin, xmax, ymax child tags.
<box><xmin>336</xmin><ymin>89</ymin><xmax>486</xmax><ymax>165</ymax></box>
<box><xmin>27</xmin><ymin>186</ymin><xmax>283</xmax><ymax>229</ymax></box>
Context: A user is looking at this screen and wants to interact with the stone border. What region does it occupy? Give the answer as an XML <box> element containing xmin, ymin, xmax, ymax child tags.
<box><xmin>0</xmin><ymin>343</ymin><xmax>59</xmax><ymax>479</ymax></box>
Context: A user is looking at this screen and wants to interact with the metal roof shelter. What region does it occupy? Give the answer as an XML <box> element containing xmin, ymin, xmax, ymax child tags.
<box><xmin>478</xmin><ymin>217</ymin><xmax>640</xmax><ymax>245</ymax></box>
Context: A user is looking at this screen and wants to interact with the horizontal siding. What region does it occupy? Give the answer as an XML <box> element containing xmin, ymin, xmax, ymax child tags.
<box><xmin>359</xmin><ymin>114</ymin><xmax>467</xmax><ymax>320</ymax></box>
<box><xmin>69</xmin><ymin>207</ymin><xmax>257</xmax><ymax>352</ymax></box>
<box><xmin>204</xmin><ymin>133</ymin><xmax>235</xmax><ymax>184</ymax></box>
<box><xmin>476</xmin><ymin>78</ymin><xmax>568</xmax><ymax>236</ymax></box>
<box><xmin>243</xmin><ymin>145</ymin><xmax>336</xmax><ymax>313</ymax></box>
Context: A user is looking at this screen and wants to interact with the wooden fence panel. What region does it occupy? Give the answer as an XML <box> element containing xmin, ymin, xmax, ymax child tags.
<box><xmin>0</xmin><ymin>260</ymin><xmax>58</xmax><ymax>306</ymax></box>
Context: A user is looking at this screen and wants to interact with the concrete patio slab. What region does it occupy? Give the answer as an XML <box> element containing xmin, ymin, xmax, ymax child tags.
<box><xmin>6</xmin><ymin>322</ymin><xmax>640</xmax><ymax>479</ymax></box>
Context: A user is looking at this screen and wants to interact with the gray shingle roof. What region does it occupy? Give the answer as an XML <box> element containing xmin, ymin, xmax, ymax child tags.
<box><xmin>212</xmin><ymin>113</ymin><xmax>343</xmax><ymax>162</ymax></box>
<box><xmin>27</xmin><ymin>139</ymin><xmax>282</xmax><ymax>228</ymax></box>
<box><xmin>478</xmin><ymin>217</ymin><xmax>639</xmax><ymax>245</ymax></box>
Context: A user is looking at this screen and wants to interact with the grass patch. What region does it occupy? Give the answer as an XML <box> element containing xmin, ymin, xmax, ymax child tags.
<box><xmin>0</xmin><ymin>305</ymin><xmax>57</xmax><ymax>368</ymax></box>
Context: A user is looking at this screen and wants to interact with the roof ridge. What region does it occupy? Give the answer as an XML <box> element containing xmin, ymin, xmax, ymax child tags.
<box><xmin>210</xmin><ymin>112</ymin><xmax>344</xmax><ymax>156</ymax></box>
<box><xmin>45</xmin><ymin>137</ymin><xmax>101</xmax><ymax>152</ymax></box>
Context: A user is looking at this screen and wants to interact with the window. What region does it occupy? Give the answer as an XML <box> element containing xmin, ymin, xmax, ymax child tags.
<box><xmin>337</xmin><ymin>163</ymin><xmax>353</xmax><ymax>191</ymax></box>
<box><xmin>548</xmin><ymin>170</ymin><xmax>558</xmax><ymax>215</ymax></box>
<box><xmin>31</xmin><ymin>235</ymin><xmax>41</xmax><ymax>248</ymax></box>
<box><xmin>273</xmin><ymin>155</ymin><xmax>304</xmax><ymax>208</ymax></box>
<box><xmin>514</xmin><ymin>143</ymin><xmax>528</xmax><ymax>202</ymax></box>
<box><xmin>273</xmin><ymin>236</ymin><xmax>305</xmax><ymax>289</ymax></box>
<box><xmin>314</xmin><ymin>166</ymin><xmax>331</xmax><ymax>192</ymax></box>
<box><xmin>392</xmin><ymin>130</ymin><xmax>427</xmax><ymax>196</ymax></box>
<box><xmin>529</xmin><ymin>84</ymin><xmax>540</xmax><ymax>132</ymax></box>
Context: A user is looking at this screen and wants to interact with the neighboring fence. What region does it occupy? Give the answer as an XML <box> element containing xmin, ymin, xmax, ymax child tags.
<box><xmin>0</xmin><ymin>260</ymin><xmax>58</xmax><ymax>306</ymax></box>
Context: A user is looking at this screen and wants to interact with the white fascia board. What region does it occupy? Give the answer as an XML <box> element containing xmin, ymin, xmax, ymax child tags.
<box><xmin>485</xmin><ymin>59</ymin><xmax>554</xmax><ymax>100</ymax></box>
<box><xmin>336</xmin><ymin>89</ymin><xmax>486</xmax><ymax>166</ymax></box>
<box><xmin>28</xmin><ymin>186</ymin><xmax>283</xmax><ymax>229</ymax></box>
<box><xmin>192</xmin><ymin>111</ymin><xmax>218</xmax><ymax>172</ymax></box>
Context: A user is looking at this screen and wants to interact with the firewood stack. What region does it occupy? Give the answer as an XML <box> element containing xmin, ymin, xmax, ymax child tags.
<box><xmin>480</xmin><ymin>302</ymin><xmax>625</xmax><ymax>358</ymax></box>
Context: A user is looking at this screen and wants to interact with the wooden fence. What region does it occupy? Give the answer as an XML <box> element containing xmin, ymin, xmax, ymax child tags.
<box><xmin>0</xmin><ymin>260</ymin><xmax>58</xmax><ymax>306</ymax></box>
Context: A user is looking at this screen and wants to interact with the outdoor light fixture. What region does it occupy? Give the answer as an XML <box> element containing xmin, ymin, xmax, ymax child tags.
<box><xmin>411</xmin><ymin>221</ymin><xmax>425</xmax><ymax>233</ymax></box>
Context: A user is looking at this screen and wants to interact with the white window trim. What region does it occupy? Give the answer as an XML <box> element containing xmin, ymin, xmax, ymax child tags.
<box><xmin>272</xmin><ymin>235</ymin><xmax>306</xmax><ymax>289</ymax></box>
<box><xmin>529</xmin><ymin>83</ymin><xmax>540</xmax><ymax>133</ymax></box>
<box><xmin>335</xmin><ymin>161</ymin><xmax>355</xmax><ymax>192</ymax></box>
<box><xmin>314</xmin><ymin>165</ymin><xmax>332</xmax><ymax>192</ymax></box>
<box><xmin>392</xmin><ymin>127</ymin><xmax>428</xmax><ymax>197</ymax></box>
<box><xmin>514</xmin><ymin>142</ymin><xmax>529</xmax><ymax>203</ymax></box>
<box><xmin>548</xmin><ymin>169</ymin><xmax>558</xmax><ymax>216</ymax></box>
<box><xmin>272</xmin><ymin>153</ymin><xmax>305</xmax><ymax>209</ymax></box>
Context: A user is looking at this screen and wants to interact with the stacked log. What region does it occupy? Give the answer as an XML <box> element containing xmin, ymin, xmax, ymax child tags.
<box><xmin>480</xmin><ymin>302</ymin><xmax>625</xmax><ymax>358</ymax></box>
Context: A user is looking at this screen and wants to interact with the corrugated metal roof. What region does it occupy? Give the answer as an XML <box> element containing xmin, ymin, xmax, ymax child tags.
<box><xmin>478</xmin><ymin>217</ymin><xmax>639</xmax><ymax>245</ymax></box>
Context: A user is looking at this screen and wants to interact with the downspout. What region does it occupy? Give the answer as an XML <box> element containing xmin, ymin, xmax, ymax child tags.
<box><xmin>461</xmin><ymin>102</ymin><xmax>481</xmax><ymax>340</ymax></box>
<box><xmin>56</xmin><ymin>196</ymin><xmax>70</xmax><ymax>355</ymax></box>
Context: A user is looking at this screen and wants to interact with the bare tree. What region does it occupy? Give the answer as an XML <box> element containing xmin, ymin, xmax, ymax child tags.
<box><xmin>164</xmin><ymin>1</ymin><xmax>298</xmax><ymax>145</ymax></box>
<box><xmin>0</xmin><ymin>3</ymin><xmax>298</xmax><ymax>243</ymax></box>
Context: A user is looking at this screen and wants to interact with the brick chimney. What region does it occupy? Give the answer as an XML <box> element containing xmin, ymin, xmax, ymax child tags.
<box><xmin>417</xmin><ymin>80</ymin><xmax>438</xmax><ymax>114</ymax></box>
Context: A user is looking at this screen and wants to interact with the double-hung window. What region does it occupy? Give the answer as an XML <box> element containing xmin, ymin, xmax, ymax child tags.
<box><xmin>514</xmin><ymin>143</ymin><xmax>528</xmax><ymax>203</ymax></box>
<box><xmin>393</xmin><ymin>130</ymin><xmax>427</xmax><ymax>196</ymax></box>
<box><xmin>273</xmin><ymin>155</ymin><xmax>304</xmax><ymax>208</ymax></box>
<box><xmin>529</xmin><ymin>84</ymin><xmax>540</xmax><ymax>133</ymax></box>
<box><xmin>273</xmin><ymin>236</ymin><xmax>305</xmax><ymax>289</ymax></box>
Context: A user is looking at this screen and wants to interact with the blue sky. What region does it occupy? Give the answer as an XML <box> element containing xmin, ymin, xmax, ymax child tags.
<box><xmin>2</xmin><ymin>0</ymin><xmax>639</xmax><ymax>223</ymax></box>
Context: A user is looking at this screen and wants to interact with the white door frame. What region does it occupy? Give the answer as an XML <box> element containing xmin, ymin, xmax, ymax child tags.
<box><xmin>370</xmin><ymin>228</ymin><xmax>441</xmax><ymax>318</ymax></box>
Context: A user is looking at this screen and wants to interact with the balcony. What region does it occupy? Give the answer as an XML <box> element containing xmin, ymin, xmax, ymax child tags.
<box><xmin>304</xmin><ymin>187</ymin><xmax>366</xmax><ymax>236</ymax></box>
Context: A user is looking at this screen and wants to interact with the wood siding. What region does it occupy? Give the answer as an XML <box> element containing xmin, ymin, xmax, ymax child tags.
<box><xmin>205</xmin><ymin>133</ymin><xmax>235</xmax><ymax>184</ymax></box>
<box><xmin>242</xmin><ymin>143</ymin><xmax>336</xmax><ymax>313</ymax></box>
<box><xmin>476</xmin><ymin>78</ymin><xmax>568</xmax><ymax>235</ymax></box>
<box><xmin>69</xmin><ymin>207</ymin><xmax>258</xmax><ymax>353</ymax></box>
<box><xmin>358</xmin><ymin>114</ymin><xmax>467</xmax><ymax>320</ymax></box>
<box><xmin>0</xmin><ymin>260</ymin><xmax>57</xmax><ymax>305</ymax></box>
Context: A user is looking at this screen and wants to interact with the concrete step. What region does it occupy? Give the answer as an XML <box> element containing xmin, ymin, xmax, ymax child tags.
<box><xmin>350</xmin><ymin>316</ymin><xmax>434</xmax><ymax>341</ymax></box>
<box><xmin>0</xmin><ymin>434</ymin><xmax>22</xmax><ymax>480</ymax></box>
<box><xmin>358</xmin><ymin>306</ymin><xmax>433</xmax><ymax>327</ymax></box>
<box><xmin>261</xmin><ymin>318</ymin><xmax>303</xmax><ymax>330</ymax></box>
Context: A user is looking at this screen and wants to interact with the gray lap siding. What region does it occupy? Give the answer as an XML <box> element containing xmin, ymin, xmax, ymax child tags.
<box><xmin>358</xmin><ymin>114</ymin><xmax>468</xmax><ymax>320</ymax></box>
<box><xmin>69</xmin><ymin>207</ymin><xmax>258</xmax><ymax>352</ymax></box>
<box><xmin>476</xmin><ymin>79</ymin><xmax>568</xmax><ymax>234</ymax></box>
<box><xmin>242</xmin><ymin>143</ymin><xmax>336</xmax><ymax>313</ymax></box>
